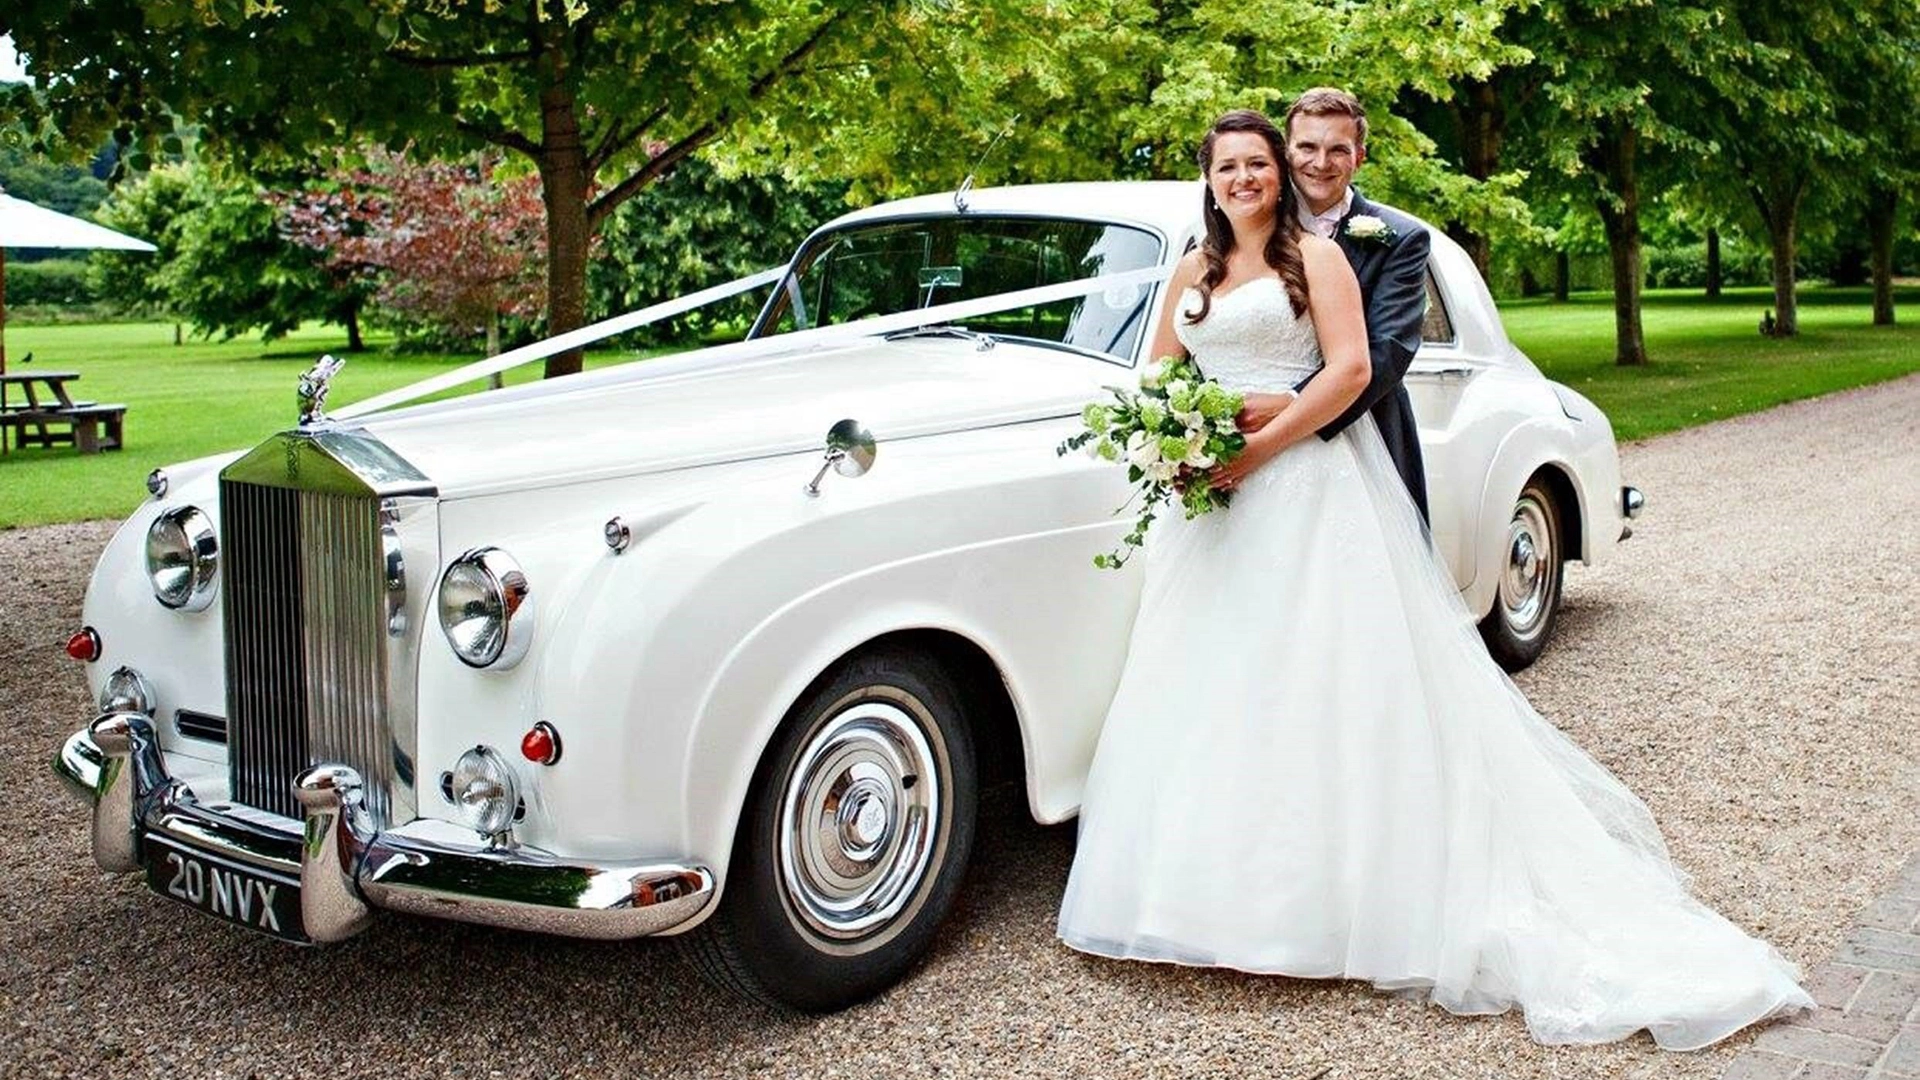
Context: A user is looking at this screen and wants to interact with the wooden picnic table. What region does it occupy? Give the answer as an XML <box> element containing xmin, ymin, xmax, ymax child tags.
<box><xmin>0</xmin><ymin>370</ymin><xmax>82</xmax><ymax>411</ymax></box>
<box><xmin>0</xmin><ymin>371</ymin><xmax>126</xmax><ymax>454</ymax></box>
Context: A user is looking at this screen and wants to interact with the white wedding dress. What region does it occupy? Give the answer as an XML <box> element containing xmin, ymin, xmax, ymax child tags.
<box><xmin>1056</xmin><ymin>278</ymin><xmax>1813</xmax><ymax>1049</ymax></box>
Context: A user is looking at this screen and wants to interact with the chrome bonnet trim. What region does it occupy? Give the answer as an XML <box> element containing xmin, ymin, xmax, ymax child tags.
<box><xmin>61</xmin><ymin>724</ymin><xmax>714</xmax><ymax>942</ymax></box>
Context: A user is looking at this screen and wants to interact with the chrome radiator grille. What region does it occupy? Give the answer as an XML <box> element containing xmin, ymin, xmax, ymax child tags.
<box><xmin>222</xmin><ymin>479</ymin><xmax>395</xmax><ymax>823</ymax></box>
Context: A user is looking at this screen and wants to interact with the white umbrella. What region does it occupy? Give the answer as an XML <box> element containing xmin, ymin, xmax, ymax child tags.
<box><xmin>0</xmin><ymin>187</ymin><xmax>157</xmax><ymax>373</ymax></box>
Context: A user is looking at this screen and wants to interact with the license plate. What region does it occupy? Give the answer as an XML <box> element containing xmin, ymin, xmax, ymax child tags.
<box><xmin>143</xmin><ymin>835</ymin><xmax>309</xmax><ymax>943</ymax></box>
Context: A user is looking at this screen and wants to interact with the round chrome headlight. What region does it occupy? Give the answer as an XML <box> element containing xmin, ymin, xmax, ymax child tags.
<box><xmin>98</xmin><ymin>666</ymin><xmax>156</xmax><ymax>716</ymax></box>
<box><xmin>449</xmin><ymin>746</ymin><xmax>520</xmax><ymax>837</ymax></box>
<box><xmin>145</xmin><ymin>507</ymin><xmax>219</xmax><ymax>612</ymax></box>
<box><xmin>436</xmin><ymin>547</ymin><xmax>533</xmax><ymax>669</ymax></box>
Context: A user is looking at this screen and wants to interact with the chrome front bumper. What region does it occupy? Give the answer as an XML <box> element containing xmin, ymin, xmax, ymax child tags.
<box><xmin>55</xmin><ymin>714</ymin><xmax>714</xmax><ymax>943</ymax></box>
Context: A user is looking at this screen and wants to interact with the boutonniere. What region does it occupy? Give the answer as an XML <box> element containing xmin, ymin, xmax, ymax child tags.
<box><xmin>1343</xmin><ymin>215</ymin><xmax>1396</xmax><ymax>247</ymax></box>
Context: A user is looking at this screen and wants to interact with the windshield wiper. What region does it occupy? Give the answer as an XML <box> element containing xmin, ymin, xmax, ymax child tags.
<box><xmin>882</xmin><ymin>324</ymin><xmax>997</xmax><ymax>351</ymax></box>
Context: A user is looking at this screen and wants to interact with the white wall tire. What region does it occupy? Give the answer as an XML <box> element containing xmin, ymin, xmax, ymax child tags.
<box><xmin>680</xmin><ymin>645</ymin><xmax>978</xmax><ymax>1011</ymax></box>
<box><xmin>1478</xmin><ymin>475</ymin><xmax>1565</xmax><ymax>671</ymax></box>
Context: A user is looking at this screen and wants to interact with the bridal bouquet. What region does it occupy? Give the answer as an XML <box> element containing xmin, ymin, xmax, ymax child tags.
<box><xmin>1057</xmin><ymin>356</ymin><xmax>1247</xmax><ymax>569</ymax></box>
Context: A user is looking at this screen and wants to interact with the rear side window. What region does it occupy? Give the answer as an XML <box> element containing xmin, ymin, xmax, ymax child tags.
<box><xmin>1421</xmin><ymin>272</ymin><xmax>1455</xmax><ymax>344</ymax></box>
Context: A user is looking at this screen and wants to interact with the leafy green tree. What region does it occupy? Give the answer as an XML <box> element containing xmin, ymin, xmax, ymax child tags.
<box><xmin>588</xmin><ymin>157</ymin><xmax>847</xmax><ymax>344</ymax></box>
<box><xmin>1835</xmin><ymin>0</ymin><xmax>1920</xmax><ymax>326</ymax></box>
<box><xmin>1686</xmin><ymin>4</ymin><xmax>1862</xmax><ymax>337</ymax></box>
<box><xmin>89</xmin><ymin>163</ymin><xmax>364</xmax><ymax>345</ymax></box>
<box><xmin>88</xmin><ymin>164</ymin><xmax>194</xmax><ymax>318</ymax></box>
<box><xmin>0</xmin><ymin>146</ymin><xmax>109</xmax><ymax>223</ymax></box>
<box><xmin>1520</xmin><ymin>2</ymin><xmax>1762</xmax><ymax>365</ymax></box>
<box><xmin>3</xmin><ymin>0</ymin><xmax>1111</xmax><ymax>377</ymax></box>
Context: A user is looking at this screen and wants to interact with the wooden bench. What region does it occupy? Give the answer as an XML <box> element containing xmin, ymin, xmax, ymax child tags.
<box><xmin>1</xmin><ymin>403</ymin><xmax>126</xmax><ymax>453</ymax></box>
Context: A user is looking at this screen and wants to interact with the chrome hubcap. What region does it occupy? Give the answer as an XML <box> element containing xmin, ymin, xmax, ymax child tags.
<box><xmin>778</xmin><ymin>697</ymin><xmax>942</xmax><ymax>940</ymax></box>
<box><xmin>1499</xmin><ymin>495</ymin><xmax>1554</xmax><ymax>640</ymax></box>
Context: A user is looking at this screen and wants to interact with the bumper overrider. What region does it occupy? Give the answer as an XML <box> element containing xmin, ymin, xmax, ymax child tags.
<box><xmin>55</xmin><ymin>713</ymin><xmax>714</xmax><ymax>943</ymax></box>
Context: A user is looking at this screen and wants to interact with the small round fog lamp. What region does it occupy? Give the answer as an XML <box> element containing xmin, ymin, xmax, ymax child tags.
<box><xmin>98</xmin><ymin>666</ymin><xmax>156</xmax><ymax>716</ymax></box>
<box><xmin>449</xmin><ymin>746</ymin><xmax>519</xmax><ymax>837</ymax></box>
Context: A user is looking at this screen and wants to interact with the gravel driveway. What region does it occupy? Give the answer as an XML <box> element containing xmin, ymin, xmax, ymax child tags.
<box><xmin>3</xmin><ymin>374</ymin><xmax>1916</xmax><ymax>1080</ymax></box>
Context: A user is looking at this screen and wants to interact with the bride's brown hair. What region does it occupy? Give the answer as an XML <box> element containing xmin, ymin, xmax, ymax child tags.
<box><xmin>1187</xmin><ymin>109</ymin><xmax>1309</xmax><ymax>324</ymax></box>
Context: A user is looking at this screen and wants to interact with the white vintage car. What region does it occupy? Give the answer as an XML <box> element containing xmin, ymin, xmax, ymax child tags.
<box><xmin>55</xmin><ymin>181</ymin><xmax>1641</xmax><ymax>1011</ymax></box>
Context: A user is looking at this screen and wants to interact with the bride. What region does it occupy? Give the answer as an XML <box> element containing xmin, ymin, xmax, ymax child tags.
<box><xmin>1055</xmin><ymin>109</ymin><xmax>1814</xmax><ymax>1049</ymax></box>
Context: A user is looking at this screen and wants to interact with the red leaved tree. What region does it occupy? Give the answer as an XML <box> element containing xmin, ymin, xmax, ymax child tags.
<box><xmin>281</xmin><ymin>149</ymin><xmax>550</xmax><ymax>356</ymax></box>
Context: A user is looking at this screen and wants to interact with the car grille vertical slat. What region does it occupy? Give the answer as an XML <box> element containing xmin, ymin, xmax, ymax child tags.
<box><xmin>223</xmin><ymin>479</ymin><xmax>391</xmax><ymax>825</ymax></box>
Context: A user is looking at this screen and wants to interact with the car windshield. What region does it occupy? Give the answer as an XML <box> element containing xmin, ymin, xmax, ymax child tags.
<box><xmin>752</xmin><ymin>216</ymin><xmax>1163</xmax><ymax>362</ymax></box>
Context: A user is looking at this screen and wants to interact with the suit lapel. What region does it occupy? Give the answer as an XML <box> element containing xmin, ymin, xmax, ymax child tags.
<box><xmin>1333</xmin><ymin>189</ymin><xmax>1383</xmax><ymax>285</ymax></box>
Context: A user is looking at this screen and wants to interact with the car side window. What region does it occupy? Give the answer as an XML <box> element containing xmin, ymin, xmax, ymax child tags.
<box><xmin>1421</xmin><ymin>272</ymin><xmax>1456</xmax><ymax>344</ymax></box>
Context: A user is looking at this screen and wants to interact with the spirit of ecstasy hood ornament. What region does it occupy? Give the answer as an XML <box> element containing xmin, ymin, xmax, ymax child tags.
<box><xmin>297</xmin><ymin>354</ymin><xmax>345</xmax><ymax>427</ymax></box>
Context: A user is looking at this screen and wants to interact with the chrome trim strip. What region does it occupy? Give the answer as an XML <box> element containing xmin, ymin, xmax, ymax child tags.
<box><xmin>61</xmin><ymin>725</ymin><xmax>714</xmax><ymax>942</ymax></box>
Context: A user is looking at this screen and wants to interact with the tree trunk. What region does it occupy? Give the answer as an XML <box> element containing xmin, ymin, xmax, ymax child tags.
<box><xmin>174</xmin><ymin>322</ymin><xmax>183</xmax><ymax>346</ymax></box>
<box><xmin>1705</xmin><ymin>228</ymin><xmax>1721</xmax><ymax>299</ymax></box>
<box><xmin>345</xmin><ymin>304</ymin><xmax>364</xmax><ymax>352</ymax></box>
<box><xmin>1445</xmin><ymin>78</ymin><xmax>1504</xmax><ymax>284</ymax></box>
<box><xmin>1586</xmin><ymin>127</ymin><xmax>1648</xmax><ymax>366</ymax></box>
<box><xmin>1752</xmin><ymin>179</ymin><xmax>1805</xmax><ymax>337</ymax></box>
<box><xmin>536</xmin><ymin>39</ymin><xmax>591</xmax><ymax>379</ymax></box>
<box><xmin>1869</xmin><ymin>187</ymin><xmax>1897</xmax><ymax>327</ymax></box>
<box><xmin>1553</xmin><ymin>251</ymin><xmax>1569</xmax><ymax>302</ymax></box>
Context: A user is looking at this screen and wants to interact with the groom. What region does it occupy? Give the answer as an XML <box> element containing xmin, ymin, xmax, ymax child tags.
<box><xmin>1243</xmin><ymin>88</ymin><xmax>1433</xmax><ymax>523</ymax></box>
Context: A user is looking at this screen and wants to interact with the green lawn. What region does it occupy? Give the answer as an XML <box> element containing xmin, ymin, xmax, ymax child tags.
<box><xmin>2</xmin><ymin>284</ymin><xmax>1916</xmax><ymax>528</ymax></box>
<box><xmin>0</xmin><ymin>323</ymin><xmax>633</xmax><ymax>528</ymax></box>
<box><xmin>1501</xmin><ymin>285</ymin><xmax>1920</xmax><ymax>441</ymax></box>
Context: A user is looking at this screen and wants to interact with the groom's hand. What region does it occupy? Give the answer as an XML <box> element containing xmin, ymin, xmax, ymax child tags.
<box><xmin>1235</xmin><ymin>390</ymin><xmax>1297</xmax><ymax>433</ymax></box>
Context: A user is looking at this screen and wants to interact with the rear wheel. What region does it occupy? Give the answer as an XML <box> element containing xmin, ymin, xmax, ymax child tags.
<box><xmin>680</xmin><ymin>646</ymin><xmax>977</xmax><ymax>1012</ymax></box>
<box><xmin>1478</xmin><ymin>475</ymin><xmax>1565</xmax><ymax>671</ymax></box>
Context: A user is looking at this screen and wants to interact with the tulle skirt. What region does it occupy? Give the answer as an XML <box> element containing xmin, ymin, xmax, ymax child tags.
<box><xmin>1056</xmin><ymin>418</ymin><xmax>1812</xmax><ymax>1049</ymax></box>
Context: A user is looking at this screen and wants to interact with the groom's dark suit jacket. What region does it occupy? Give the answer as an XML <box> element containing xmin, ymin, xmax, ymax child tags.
<box><xmin>1296</xmin><ymin>190</ymin><xmax>1432</xmax><ymax>524</ymax></box>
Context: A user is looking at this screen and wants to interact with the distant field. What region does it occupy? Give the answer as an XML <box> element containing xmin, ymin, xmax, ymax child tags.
<box><xmin>2</xmin><ymin>284</ymin><xmax>1916</xmax><ymax>528</ymax></box>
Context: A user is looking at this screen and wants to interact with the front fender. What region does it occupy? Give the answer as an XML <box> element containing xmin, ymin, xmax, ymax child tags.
<box><xmin>517</xmin><ymin>421</ymin><xmax>1138</xmax><ymax>911</ymax></box>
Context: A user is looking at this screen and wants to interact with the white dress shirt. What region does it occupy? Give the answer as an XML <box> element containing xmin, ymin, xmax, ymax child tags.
<box><xmin>1297</xmin><ymin>188</ymin><xmax>1354</xmax><ymax>239</ymax></box>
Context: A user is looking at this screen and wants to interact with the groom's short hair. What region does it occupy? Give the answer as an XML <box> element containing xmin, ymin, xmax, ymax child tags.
<box><xmin>1285</xmin><ymin>87</ymin><xmax>1368</xmax><ymax>148</ymax></box>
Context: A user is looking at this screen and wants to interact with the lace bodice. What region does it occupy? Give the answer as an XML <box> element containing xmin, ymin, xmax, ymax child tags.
<box><xmin>1171</xmin><ymin>277</ymin><xmax>1322</xmax><ymax>394</ymax></box>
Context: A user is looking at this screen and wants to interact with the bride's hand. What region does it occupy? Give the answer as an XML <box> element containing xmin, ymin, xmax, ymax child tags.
<box><xmin>1235</xmin><ymin>390</ymin><xmax>1297</xmax><ymax>433</ymax></box>
<box><xmin>1209</xmin><ymin>441</ymin><xmax>1274</xmax><ymax>492</ymax></box>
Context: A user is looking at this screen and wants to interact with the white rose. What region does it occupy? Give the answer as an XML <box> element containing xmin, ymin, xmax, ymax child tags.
<box><xmin>1164</xmin><ymin>379</ymin><xmax>1192</xmax><ymax>400</ymax></box>
<box><xmin>1139</xmin><ymin>360</ymin><xmax>1168</xmax><ymax>390</ymax></box>
<box><xmin>1126</xmin><ymin>429</ymin><xmax>1160</xmax><ymax>468</ymax></box>
<box><xmin>1146</xmin><ymin>461</ymin><xmax>1179</xmax><ymax>483</ymax></box>
<box><xmin>1183</xmin><ymin>433</ymin><xmax>1215</xmax><ymax>469</ymax></box>
<box><xmin>1345</xmin><ymin>214</ymin><xmax>1390</xmax><ymax>240</ymax></box>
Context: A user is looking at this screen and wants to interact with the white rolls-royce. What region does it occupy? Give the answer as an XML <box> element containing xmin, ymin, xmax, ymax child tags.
<box><xmin>54</xmin><ymin>181</ymin><xmax>1641</xmax><ymax>1011</ymax></box>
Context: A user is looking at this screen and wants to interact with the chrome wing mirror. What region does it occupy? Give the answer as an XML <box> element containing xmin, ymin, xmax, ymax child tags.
<box><xmin>804</xmin><ymin>419</ymin><xmax>876</xmax><ymax>496</ymax></box>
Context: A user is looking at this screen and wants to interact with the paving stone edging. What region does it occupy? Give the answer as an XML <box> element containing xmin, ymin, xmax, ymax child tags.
<box><xmin>1723</xmin><ymin>853</ymin><xmax>1920</xmax><ymax>1080</ymax></box>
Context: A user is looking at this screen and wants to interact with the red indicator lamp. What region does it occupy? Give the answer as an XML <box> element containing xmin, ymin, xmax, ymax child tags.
<box><xmin>521</xmin><ymin>721</ymin><xmax>562</xmax><ymax>766</ymax></box>
<box><xmin>66</xmin><ymin>627</ymin><xmax>101</xmax><ymax>663</ymax></box>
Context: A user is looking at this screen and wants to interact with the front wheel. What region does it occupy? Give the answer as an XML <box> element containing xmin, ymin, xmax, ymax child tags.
<box><xmin>1478</xmin><ymin>476</ymin><xmax>1565</xmax><ymax>671</ymax></box>
<box><xmin>680</xmin><ymin>646</ymin><xmax>978</xmax><ymax>1012</ymax></box>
